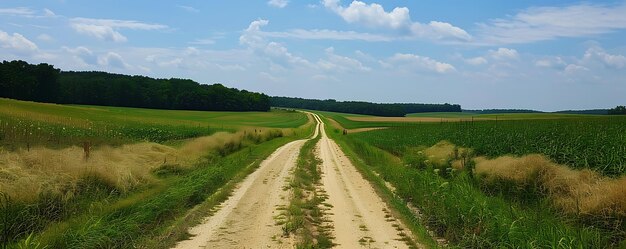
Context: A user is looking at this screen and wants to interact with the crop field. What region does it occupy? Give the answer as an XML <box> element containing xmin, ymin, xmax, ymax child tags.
<box><xmin>352</xmin><ymin>116</ymin><xmax>626</xmax><ymax>176</ymax></box>
<box><xmin>320</xmin><ymin>111</ymin><xmax>626</xmax><ymax>248</ymax></box>
<box><xmin>0</xmin><ymin>98</ymin><xmax>312</xmax><ymax>248</ymax></box>
<box><xmin>0</xmin><ymin>98</ymin><xmax>308</xmax><ymax>148</ymax></box>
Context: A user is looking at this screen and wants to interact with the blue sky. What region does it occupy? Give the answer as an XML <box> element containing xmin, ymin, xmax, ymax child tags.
<box><xmin>1</xmin><ymin>0</ymin><xmax>625</xmax><ymax>111</ymax></box>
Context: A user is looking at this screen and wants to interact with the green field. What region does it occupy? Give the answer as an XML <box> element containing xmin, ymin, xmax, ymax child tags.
<box><xmin>0</xmin><ymin>98</ymin><xmax>308</xmax><ymax>147</ymax></box>
<box><xmin>352</xmin><ymin>117</ymin><xmax>626</xmax><ymax>176</ymax></box>
<box><xmin>317</xmin><ymin>110</ymin><xmax>626</xmax><ymax>248</ymax></box>
<box><xmin>407</xmin><ymin>112</ymin><xmax>605</xmax><ymax>119</ymax></box>
<box><xmin>0</xmin><ymin>98</ymin><xmax>313</xmax><ymax>248</ymax></box>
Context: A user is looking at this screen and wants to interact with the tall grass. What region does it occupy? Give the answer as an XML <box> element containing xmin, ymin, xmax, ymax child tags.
<box><xmin>0</xmin><ymin>128</ymin><xmax>287</xmax><ymax>247</ymax></box>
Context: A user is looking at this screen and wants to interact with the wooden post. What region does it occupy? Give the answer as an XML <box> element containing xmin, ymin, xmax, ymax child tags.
<box><xmin>83</xmin><ymin>141</ymin><xmax>91</xmax><ymax>160</ymax></box>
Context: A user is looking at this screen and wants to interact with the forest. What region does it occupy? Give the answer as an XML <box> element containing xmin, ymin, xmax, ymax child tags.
<box><xmin>270</xmin><ymin>96</ymin><xmax>461</xmax><ymax>117</ymax></box>
<box><xmin>0</xmin><ymin>60</ymin><xmax>270</xmax><ymax>111</ymax></box>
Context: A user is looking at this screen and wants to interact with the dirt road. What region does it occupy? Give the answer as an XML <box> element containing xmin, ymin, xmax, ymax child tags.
<box><xmin>173</xmin><ymin>119</ymin><xmax>319</xmax><ymax>249</ymax></box>
<box><xmin>316</xmin><ymin>114</ymin><xmax>416</xmax><ymax>248</ymax></box>
<box><xmin>173</xmin><ymin>114</ymin><xmax>415</xmax><ymax>248</ymax></box>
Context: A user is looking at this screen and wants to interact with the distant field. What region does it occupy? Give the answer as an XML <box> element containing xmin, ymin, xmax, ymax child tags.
<box><xmin>351</xmin><ymin>116</ymin><xmax>626</xmax><ymax>176</ymax></box>
<box><xmin>315</xmin><ymin>109</ymin><xmax>626</xmax><ymax>175</ymax></box>
<box><xmin>316</xmin><ymin>110</ymin><xmax>607</xmax><ymax>130</ymax></box>
<box><xmin>0</xmin><ymin>98</ymin><xmax>308</xmax><ymax>147</ymax></box>
<box><xmin>407</xmin><ymin>112</ymin><xmax>605</xmax><ymax>119</ymax></box>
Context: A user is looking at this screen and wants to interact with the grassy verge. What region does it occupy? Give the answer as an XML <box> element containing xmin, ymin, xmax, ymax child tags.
<box><xmin>325</xmin><ymin>116</ymin><xmax>616</xmax><ymax>247</ymax></box>
<box><xmin>7</xmin><ymin>135</ymin><xmax>282</xmax><ymax>248</ymax></box>
<box><xmin>318</xmin><ymin>114</ymin><xmax>437</xmax><ymax>248</ymax></box>
<box><xmin>139</xmin><ymin>114</ymin><xmax>317</xmax><ymax>248</ymax></box>
<box><xmin>280</xmin><ymin>127</ymin><xmax>334</xmax><ymax>248</ymax></box>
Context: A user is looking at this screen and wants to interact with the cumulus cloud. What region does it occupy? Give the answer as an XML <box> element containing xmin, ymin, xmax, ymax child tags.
<box><xmin>322</xmin><ymin>0</ymin><xmax>470</xmax><ymax>41</ymax></box>
<box><xmin>268</xmin><ymin>0</ymin><xmax>289</xmax><ymax>8</ymax></box>
<box><xmin>382</xmin><ymin>53</ymin><xmax>455</xmax><ymax>73</ymax></box>
<box><xmin>583</xmin><ymin>46</ymin><xmax>626</xmax><ymax>69</ymax></box>
<box><xmin>240</xmin><ymin>19</ymin><xmax>312</xmax><ymax>68</ymax></box>
<box><xmin>70</xmin><ymin>17</ymin><xmax>167</xmax><ymax>42</ymax></box>
<box><xmin>72</xmin><ymin>24</ymin><xmax>127</xmax><ymax>42</ymax></box>
<box><xmin>0</xmin><ymin>30</ymin><xmax>38</xmax><ymax>52</ymax></box>
<box><xmin>318</xmin><ymin>47</ymin><xmax>370</xmax><ymax>73</ymax></box>
<box><xmin>477</xmin><ymin>2</ymin><xmax>626</xmax><ymax>44</ymax></box>
<box><xmin>99</xmin><ymin>52</ymin><xmax>130</xmax><ymax>69</ymax></box>
<box><xmin>63</xmin><ymin>46</ymin><xmax>98</xmax><ymax>65</ymax></box>
<box><xmin>489</xmin><ymin>48</ymin><xmax>519</xmax><ymax>60</ymax></box>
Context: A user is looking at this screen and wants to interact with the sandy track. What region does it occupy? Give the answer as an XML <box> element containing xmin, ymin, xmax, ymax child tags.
<box><xmin>316</xmin><ymin>115</ymin><xmax>416</xmax><ymax>248</ymax></box>
<box><xmin>173</xmin><ymin>143</ymin><xmax>309</xmax><ymax>248</ymax></box>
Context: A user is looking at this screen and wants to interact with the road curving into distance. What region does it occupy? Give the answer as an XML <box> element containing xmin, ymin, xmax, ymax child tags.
<box><xmin>173</xmin><ymin>113</ymin><xmax>416</xmax><ymax>248</ymax></box>
<box><xmin>314</xmin><ymin>114</ymin><xmax>417</xmax><ymax>248</ymax></box>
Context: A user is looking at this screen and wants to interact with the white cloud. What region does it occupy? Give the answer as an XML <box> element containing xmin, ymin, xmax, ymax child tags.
<box><xmin>43</xmin><ymin>8</ymin><xmax>56</xmax><ymax>17</ymax></box>
<box><xmin>72</xmin><ymin>24</ymin><xmax>127</xmax><ymax>42</ymax></box>
<box><xmin>0</xmin><ymin>7</ymin><xmax>58</xmax><ymax>18</ymax></box>
<box><xmin>268</xmin><ymin>0</ymin><xmax>289</xmax><ymax>8</ymax></box>
<box><xmin>477</xmin><ymin>2</ymin><xmax>626</xmax><ymax>44</ymax></box>
<box><xmin>71</xmin><ymin>18</ymin><xmax>167</xmax><ymax>30</ymax></box>
<box><xmin>489</xmin><ymin>48</ymin><xmax>519</xmax><ymax>60</ymax></box>
<box><xmin>322</xmin><ymin>0</ymin><xmax>470</xmax><ymax>41</ymax></box>
<box><xmin>583</xmin><ymin>47</ymin><xmax>626</xmax><ymax>69</ymax></box>
<box><xmin>324</xmin><ymin>0</ymin><xmax>410</xmax><ymax>29</ymax></box>
<box><xmin>318</xmin><ymin>47</ymin><xmax>370</xmax><ymax>73</ymax></box>
<box><xmin>240</xmin><ymin>19</ymin><xmax>313</xmax><ymax>68</ymax></box>
<box><xmin>535</xmin><ymin>56</ymin><xmax>566</xmax><ymax>69</ymax></box>
<box><xmin>465</xmin><ymin>56</ymin><xmax>487</xmax><ymax>66</ymax></box>
<box><xmin>0</xmin><ymin>7</ymin><xmax>35</xmax><ymax>16</ymax></box>
<box><xmin>177</xmin><ymin>5</ymin><xmax>199</xmax><ymax>13</ymax></box>
<box><xmin>70</xmin><ymin>18</ymin><xmax>167</xmax><ymax>42</ymax></box>
<box><xmin>239</xmin><ymin>19</ymin><xmax>270</xmax><ymax>48</ymax></box>
<box><xmin>63</xmin><ymin>46</ymin><xmax>98</xmax><ymax>65</ymax></box>
<box><xmin>382</xmin><ymin>53</ymin><xmax>455</xmax><ymax>73</ymax></box>
<box><xmin>0</xmin><ymin>30</ymin><xmax>38</xmax><ymax>52</ymax></box>
<box><xmin>564</xmin><ymin>64</ymin><xmax>589</xmax><ymax>75</ymax></box>
<box><xmin>99</xmin><ymin>52</ymin><xmax>130</xmax><ymax>69</ymax></box>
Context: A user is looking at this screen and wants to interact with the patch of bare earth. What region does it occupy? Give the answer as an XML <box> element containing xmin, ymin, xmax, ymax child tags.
<box><xmin>316</xmin><ymin>118</ymin><xmax>418</xmax><ymax>248</ymax></box>
<box><xmin>172</xmin><ymin>139</ymin><xmax>306</xmax><ymax>249</ymax></box>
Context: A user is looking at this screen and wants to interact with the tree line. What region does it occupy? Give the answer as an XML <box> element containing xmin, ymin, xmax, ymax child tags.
<box><xmin>608</xmin><ymin>106</ymin><xmax>626</xmax><ymax>115</ymax></box>
<box><xmin>0</xmin><ymin>60</ymin><xmax>270</xmax><ymax>111</ymax></box>
<box><xmin>270</xmin><ymin>96</ymin><xmax>461</xmax><ymax>117</ymax></box>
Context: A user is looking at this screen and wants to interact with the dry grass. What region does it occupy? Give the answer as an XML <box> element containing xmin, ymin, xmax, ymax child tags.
<box><xmin>0</xmin><ymin>128</ymin><xmax>283</xmax><ymax>203</ymax></box>
<box><xmin>422</xmin><ymin>141</ymin><xmax>472</xmax><ymax>169</ymax></box>
<box><xmin>414</xmin><ymin>141</ymin><xmax>626</xmax><ymax>217</ymax></box>
<box><xmin>475</xmin><ymin>154</ymin><xmax>626</xmax><ymax>217</ymax></box>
